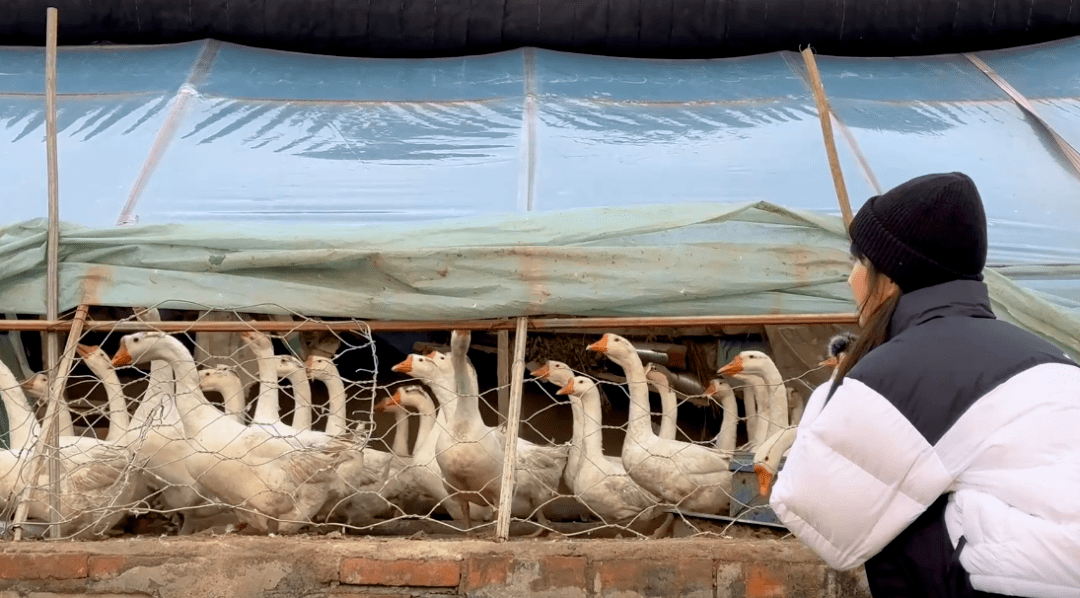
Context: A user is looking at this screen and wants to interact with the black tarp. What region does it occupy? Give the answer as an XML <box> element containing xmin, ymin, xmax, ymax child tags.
<box><xmin>3</xmin><ymin>0</ymin><xmax>1080</xmax><ymax>58</ymax></box>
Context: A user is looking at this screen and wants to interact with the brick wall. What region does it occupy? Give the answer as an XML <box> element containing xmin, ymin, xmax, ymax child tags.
<box><xmin>0</xmin><ymin>537</ymin><xmax>871</xmax><ymax>598</ymax></box>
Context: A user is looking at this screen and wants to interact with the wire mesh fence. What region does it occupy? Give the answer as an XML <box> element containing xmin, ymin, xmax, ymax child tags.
<box><xmin>0</xmin><ymin>305</ymin><xmax>847</xmax><ymax>541</ymax></box>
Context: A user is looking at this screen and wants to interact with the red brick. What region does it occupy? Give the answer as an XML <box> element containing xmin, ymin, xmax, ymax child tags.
<box><xmin>89</xmin><ymin>555</ymin><xmax>167</xmax><ymax>580</ymax></box>
<box><xmin>595</xmin><ymin>557</ymin><xmax>713</xmax><ymax>597</ymax></box>
<box><xmin>532</xmin><ymin>556</ymin><xmax>586</xmax><ymax>591</ymax></box>
<box><xmin>463</xmin><ymin>555</ymin><xmax>512</xmax><ymax>590</ymax></box>
<box><xmin>0</xmin><ymin>554</ymin><xmax>88</xmax><ymax>580</ymax></box>
<box><xmin>339</xmin><ymin>557</ymin><xmax>460</xmax><ymax>587</ymax></box>
<box><xmin>746</xmin><ymin>564</ymin><xmax>785</xmax><ymax>598</ymax></box>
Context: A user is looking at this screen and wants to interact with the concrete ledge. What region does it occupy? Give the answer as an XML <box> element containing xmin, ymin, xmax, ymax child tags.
<box><xmin>0</xmin><ymin>536</ymin><xmax>871</xmax><ymax>598</ymax></box>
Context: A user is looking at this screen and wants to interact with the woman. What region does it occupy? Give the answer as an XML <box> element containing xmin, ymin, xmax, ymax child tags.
<box><xmin>769</xmin><ymin>172</ymin><xmax>1080</xmax><ymax>597</ymax></box>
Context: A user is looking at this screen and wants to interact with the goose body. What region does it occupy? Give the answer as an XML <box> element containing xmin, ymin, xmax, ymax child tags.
<box><xmin>720</xmin><ymin>351</ymin><xmax>789</xmax><ymax>446</ymax></box>
<box><xmin>113</xmin><ymin>332</ymin><xmax>355</xmax><ymax>534</ymax></box>
<box><xmin>556</xmin><ymin>375</ymin><xmax>662</xmax><ymax>522</ymax></box>
<box><xmin>0</xmin><ymin>358</ymin><xmax>138</xmax><ymax>538</ymax></box>
<box><xmin>589</xmin><ymin>334</ymin><xmax>732</xmax><ymax>514</ymax></box>
<box><xmin>395</xmin><ymin>332</ymin><xmax>567</xmax><ymax>529</ymax></box>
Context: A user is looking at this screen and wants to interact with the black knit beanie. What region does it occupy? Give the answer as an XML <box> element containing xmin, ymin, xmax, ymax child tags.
<box><xmin>848</xmin><ymin>172</ymin><xmax>988</xmax><ymax>293</ymax></box>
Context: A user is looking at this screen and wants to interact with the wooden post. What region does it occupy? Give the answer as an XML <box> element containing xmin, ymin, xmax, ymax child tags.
<box><xmin>497</xmin><ymin>330</ymin><xmax>510</xmax><ymax>424</ymax></box>
<box><xmin>11</xmin><ymin>305</ymin><xmax>89</xmax><ymax>541</ymax></box>
<box><xmin>495</xmin><ymin>317</ymin><xmax>528</xmax><ymax>540</ymax></box>
<box><xmin>42</xmin><ymin>6</ymin><xmax>63</xmax><ymax>540</ymax></box>
<box><xmin>801</xmin><ymin>47</ymin><xmax>854</xmax><ymax>227</ymax></box>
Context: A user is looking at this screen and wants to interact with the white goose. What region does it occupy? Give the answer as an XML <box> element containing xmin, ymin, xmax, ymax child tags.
<box><xmin>0</xmin><ymin>358</ymin><xmax>138</xmax><ymax>538</ymax></box>
<box><xmin>305</xmin><ymin>354</ymin><xmax>399</xmax><ymax>525</ymax></box>
<box><xmin>588</xmin><ymin>333</ymin><xmax>732</xmax><ymax>514</ymax></box>
<box><xmin>389</xmin><ymin>354</ymin><xmax>493</xmax><ymax>525</ymax></box>
<box><xmin>112</xmin><ymin>331</ymin><xmax>355</xmax><ymax>534</ymax></box>
<box><xmin>373</xmin><ymin>385</ymin><xmax>484</xmax><ymax>521</ymax></box>
<box><xmin>642</xmin><ymin>363</ymin><xmax>680</xmax><ymax>441</ymax></box>
<box><xmin>394</xmin><ymin>331</ymin><xmax>568</xmax><ymax>533</ymax></box>
<box><xmin>703</xmin><ymin>378</ymin><xmax>740</xmax><ymax>454</ymax></box>
<box><xmin>752</xmin><ymin>333</ymin><xmax>857</xmax><ymax>498</ymax></box>
<box><xmin>198</xmin><ymin>366</ymin><xmax>249</xmax><ymax>425</ymax></box>
<box><xmin>276</xmin><ymin>355</ymin><xmax>312</xmax><ymax>431</ymax></box>
<box><xmin>555</xmin><ymin>375</ymin><xmax>663</xmax><ymax>523</ymax></box>
<box><xmin>719</xmin><ymin>351</ymin><xmax>788</xmax><ymax>446</ymax></box>
<box><xmin>530</xmin><ymin>360</ymin><xmax>622</xmax><ymax>485</ymax></box>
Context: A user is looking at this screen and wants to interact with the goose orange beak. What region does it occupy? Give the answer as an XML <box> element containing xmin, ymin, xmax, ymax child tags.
<box><xmin>754</xmin><ymin>464</ymin><xmax>775</xmax><ymax>497</ymax></box>
<box><xmin>530</xmin><ymin>364</ymin><xmax>550</xmax><ymax>379</ymax></box>
<box><xmin>424</xmin><ymin>351</ymin><xmax>437</xmax><ymax>358</ymax></box>
<box><xmin>586</xmin><ymin>335</ymin><xmax>610</xmax><ymax>354</ymax></box>
<box><xmin>374</xmin><ymin>390</ymin><xmax>402</xmax><ymax>412</ymax></box>
<box><xmin>556</xmin><ymin>378</ymin><xmax>575</xmax><ymax>396</ymax></box>
<box><xmin>703</xmin><ymin>380</ymin><xmax>717</xmax><ymax>395</ymax></box>
<box><xmin>111</xmin><ymin>344</ymin><xmax>132</xmax><ymax>367</ymax></box>
<box><xmin>75</xmin><ymin>344</ymin><xmax>97</xmax><ymax>358</ymax></box>
<box><xmin>305</xmin><ymin>355</ymin><xmax>315</xmax><ymax>368</ymax></box>
<box><xmin>391</xmin><ymin>355</ymin><xmax>413</xmax><ymax>374</ymax></box>
<box><xmin>718</xmin><ymin>355</ymin><xmax>743</xmax><ymax>376</ymax></box>
<box><xmin>819</xmin><ymin>356</ymin><xmax>839</xmax><ymax>368</ymax></box>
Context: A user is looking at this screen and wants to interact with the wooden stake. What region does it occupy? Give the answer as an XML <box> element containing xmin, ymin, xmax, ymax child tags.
<box><xmin>495</xmin><ymin>317</ymin><xmax>529</xmax><ymax>540</ymax></box>
<box><xmin>11</xmin><ymin>305</ymin><xmax>89</xmax><ymax>541</ymax></box>
<box><xmin>801</xmin><ymin>47</ymin><xmax>854</xmax><ymax>227</ymax></box>
<box><xmin>497</xmin><ymin>330</ymin><xmax>510</xmax><ymax>424</ymax></box>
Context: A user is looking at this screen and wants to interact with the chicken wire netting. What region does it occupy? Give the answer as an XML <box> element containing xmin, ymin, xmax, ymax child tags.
<box><xmin>0</xmin><ymin>306</ymin><xmax>843</xmax><ymax>541</ymax></box>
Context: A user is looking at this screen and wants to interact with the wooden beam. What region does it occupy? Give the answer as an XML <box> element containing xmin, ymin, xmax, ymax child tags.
<box><xmin>801</xmin><ymin>47</ymin><xmax>854</xmax><ymax>227</ymax></box>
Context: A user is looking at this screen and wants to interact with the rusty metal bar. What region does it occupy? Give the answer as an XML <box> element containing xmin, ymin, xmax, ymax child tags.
<box><xmin>0</xmin><ymin>313</ymin><xmax>859</xmax><ymax>333</ymax></box>
<box><xmin>801</xmin><ymin>47</ymin><xmax>855</xmax><ymax>227</ymax></box>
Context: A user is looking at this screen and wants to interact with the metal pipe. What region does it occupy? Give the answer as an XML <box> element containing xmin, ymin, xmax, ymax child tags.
<box><xmin>495</xmin><ymin>317</ymin><xmax>528</xmax><ymax>540</ymax></box>
<box><xmin>0</xmin><ymin>312</ymin><xmax>860</xmax><ymax>333</ymax></box>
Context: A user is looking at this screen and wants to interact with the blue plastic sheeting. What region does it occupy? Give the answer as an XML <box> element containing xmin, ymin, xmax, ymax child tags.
<box><xmin>1</xmin><ymin>39</ymin><xmax>1078</xmax><ymax>274</ymax></box>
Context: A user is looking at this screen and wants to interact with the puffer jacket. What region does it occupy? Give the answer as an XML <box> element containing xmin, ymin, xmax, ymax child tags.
<box><xmin>769</xmin><ymin>280</ymin><xmax>1080</xmax><ymax>598</ymax></box>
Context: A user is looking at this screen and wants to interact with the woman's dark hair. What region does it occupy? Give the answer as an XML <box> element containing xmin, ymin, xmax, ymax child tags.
<box><xmin>830</xmin><ymin>246</ymin><xmax>903</xmax><ymax>393</ymax></box>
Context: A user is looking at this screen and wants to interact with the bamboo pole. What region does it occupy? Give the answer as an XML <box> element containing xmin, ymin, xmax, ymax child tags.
<box><xmin>497</xmin><ymin>330</ymin><xmax>510</xmax><ymax>424</ymax></box>
<box><xmin>964</xmin><ymin>53</ymin><xmax>1080</xmax><ymax>180</ymax></box>
<box><xmin>41</xmin><ymin>6</ymin><xmax>62</xmax><ymax>540</ymax></box>
<box><xmin>0</xmin><ymin>312</ymin><xmax>860</xmax><ymax>333</ymax></box>
<box><xmin>801</xmin><ymin>47</ymin><xmax>854</xmax><ymax>227</ymax></box>
<box><xmin>495</xmin><ymin>317</ymin><xmax>528</xmax><ymax>541</ymax></box>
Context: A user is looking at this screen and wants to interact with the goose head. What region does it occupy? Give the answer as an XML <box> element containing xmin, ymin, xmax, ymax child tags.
<box><xmin>198</xmin><ymin>365</ymin><xmax>241</xmax><ymax>393</ymax></box>
<box><xmin>820</xmin><ymin>331</ymin><xmax>858</xmax><ymax>368</ymax></box>
<box><xmin>304</xmin><ymin>355</ymin><xmax>339</xmax><ymax>381</ymax></box>
<box><xmin>718</xmin><ymin>350</ymin><xmax>775</xmax><ymax>377</ymax></box>
<box><xmin>390</xmin><ymin>352</ymin><xmax>448</xmax><ymax>381</ymax></box>
<box><xmin>643</xmin><ymin>363</ymin><xmax>672</xmax><ymax>389</ymax></box>
<box><xmin>702</xmin><ymin>378</ymin><xmax>734</xmax><ymax>398</ymax></box>
<box><xmin>239</xmin><ymin>330</ymin><xmax>274</xmax><ymax>357</ymax></box>
<box><xmin>76</xmin><ymin>344</ymin><xmax>114</xmax><ymax>375</ymax></box>
<box><xmin>753</xmin><ymin>428</ymin><xmax>796</xmax><ymax>496</ymax></box>
<box><xmin>530</xmin><ymin>360</ymin><xmax>574</xmax><ymax>387</ymax></box>
<box><xmin>586</xmin><ymin>333</ymin><xmax>638</xmax><ymax>366</ymax></box>
<box><xmin>112</xmin><ymin>331</ymin><xmax>178</xmax><ymax>367</ymax></box>
<box><xmin>133</xmin><ymin>306</ymin><xmax>161</xmax><ymax>323</ymax></box>
<box><xmin>275</xmin><ymin>354</ymin><xmax>306</xmax><ymax>378</ymax></box>
<box><xmin>556</xmin><ymin>375</ymin><xmax>596</xmax><ymax>398</ymax></box>
<box><xmin>374</xmin><ymin>388</ymin><xmax>406</xmax><ymax>414</ymax></box>
<box><xmin>20</xmin><ymin>372</ymin><xmax>48</xmax><ymax>401</ymax></box>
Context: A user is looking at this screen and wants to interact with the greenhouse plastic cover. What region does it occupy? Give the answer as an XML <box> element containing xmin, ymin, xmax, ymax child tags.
<box><xmin>0</xmin><ymin>37</ymin><xmax>1078</xmax><ymax>357</ymax></box>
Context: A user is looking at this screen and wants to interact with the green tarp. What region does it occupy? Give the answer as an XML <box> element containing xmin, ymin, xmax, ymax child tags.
<box><xmin>1</xmin><ymin>201</ymin><xmax>1077</xmax><ymax>360</ymax></box>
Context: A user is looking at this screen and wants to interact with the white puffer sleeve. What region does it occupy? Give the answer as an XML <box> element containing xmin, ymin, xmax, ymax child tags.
<box><xmin>768</xmin><ymin>377</ymin><xmax>954</xmax><ymax>571</ymax></box>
